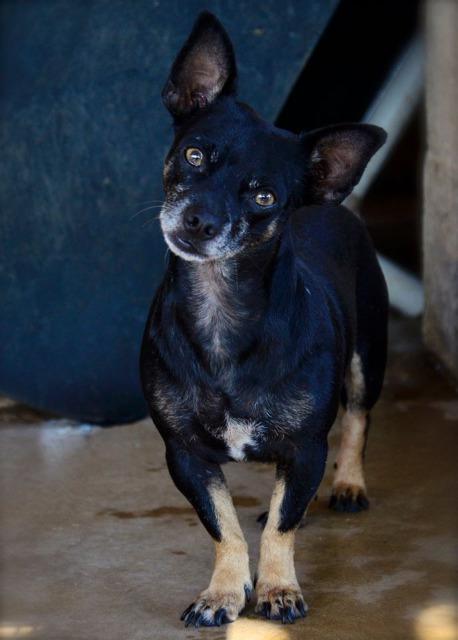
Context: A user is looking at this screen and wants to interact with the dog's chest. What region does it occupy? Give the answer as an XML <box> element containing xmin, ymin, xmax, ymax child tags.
<box><xmin>188</xmin><ymin>262</ymin><xmax>252</xmax><ymax>359</ymax></box>
<box><xmin>152</xmin><ymin>259</ymin><xmax>317</xmax><ymax>459</ymax></box>
<box><xmin>219</xmin><ymin>414</ymin><xmax>263</xmax><ymax>461</ymax></box>
<box><xmin>194</xmin><ymin>382</ymin><xmax>314</xmax><ymax>461</ymax></box>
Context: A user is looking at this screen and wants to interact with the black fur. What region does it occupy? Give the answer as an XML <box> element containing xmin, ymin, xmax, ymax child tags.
<box><xmin>140</xmin><ymin>11</ymin><xmax>388</xmax><ymax>624</ymax></box>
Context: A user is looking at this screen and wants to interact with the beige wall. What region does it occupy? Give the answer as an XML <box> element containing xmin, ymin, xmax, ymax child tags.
<box><xmin>423</xmin><ymin>0</ymin><xmax>458</xmax><ymax>378</ymax></box>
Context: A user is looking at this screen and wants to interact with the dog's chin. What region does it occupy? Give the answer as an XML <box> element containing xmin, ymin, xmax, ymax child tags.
<box><xmin>164</xmin><ymin>232</ymin><xmax>242</xmax><ymax>263</ymax></box>
<box><xmin>163</xmin><ymin>232</ymin><xmax>207</xmax><ymax>262</ymax></box>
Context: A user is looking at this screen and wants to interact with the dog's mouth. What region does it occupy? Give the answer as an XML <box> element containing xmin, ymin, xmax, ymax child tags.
<box><xmin>166</xmin><ymin>231</ymin><xmax>207</xmax><ymax>260</ymax></box>
<box><xmin>174</xmin><ymin>234</ymin><xmax>200</xmax><ymax>254</ymax></box>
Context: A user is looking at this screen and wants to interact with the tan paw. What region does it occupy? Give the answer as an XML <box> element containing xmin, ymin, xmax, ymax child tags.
<box><xmin>329</xmin><ymin>482</ymin><xmax>369</xmax><ymax>512</ymax></box>
<box><xmin>181</xmin><ymin>583</ymin><xmax>252</xmax><ymax>628</ymax></box>
<box><xmin>255</xmin><ymin>585</ymin><xmax>307</xmax><ymax>624</ymax></box>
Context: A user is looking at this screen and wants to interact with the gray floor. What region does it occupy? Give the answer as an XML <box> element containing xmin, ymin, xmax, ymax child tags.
<box><xmin>1</xmin><ymin>316</ymin><xmax>457</xmax><ymax>640</ymax></box>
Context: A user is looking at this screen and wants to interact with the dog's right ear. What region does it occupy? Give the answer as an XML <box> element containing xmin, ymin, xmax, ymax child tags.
<box><xmin>162</xmin><ymin>12</ymin><xmax>237</xmax><ymax>119</ymax></box>
<box><xmin>301</xmin><ymin>124</ymin><xmax>387</xmax><ymax>205</ymax></box>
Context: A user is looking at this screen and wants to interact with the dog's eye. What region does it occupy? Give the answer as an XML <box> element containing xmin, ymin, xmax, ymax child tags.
<box><xmin>185</xmin><ymin>147</ymin><xmax>204</xmax><ymax>167</ymax></box>
<box><xmin>255</xmin><ymin>190</ymin><xmax>276</xmax><ymax>207</ymax></box>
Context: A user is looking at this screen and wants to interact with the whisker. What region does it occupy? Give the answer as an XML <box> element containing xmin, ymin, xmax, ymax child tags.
<box><xmin>141</xmin><ymin>215</ymin><xmax>161</xmax><ymax>229</ymax></box>
<box><xmin>134</xmin><ymin>199</ymin><xmax>165</xmax><ymax>205</ymax></box>
<box><xmin>129</xmin><ymin>204</ymin><xmax>164</xmax><ymax>221</ymax></box>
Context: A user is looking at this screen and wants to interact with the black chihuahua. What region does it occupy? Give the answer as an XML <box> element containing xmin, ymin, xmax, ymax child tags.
<box><xmin>140</xmin><ymin>12</ymin><xmax>388</xmax><ymax>628</ymax></box>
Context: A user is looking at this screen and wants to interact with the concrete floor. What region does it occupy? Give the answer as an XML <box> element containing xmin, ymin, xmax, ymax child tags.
<box><xmin>1</xmin><ymin>316</ymin><xmax>457</xmax><ymax>640</ymax></box>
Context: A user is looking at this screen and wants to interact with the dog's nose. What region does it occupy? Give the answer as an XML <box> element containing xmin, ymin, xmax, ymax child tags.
<box><xmin>183</xmin><ymin>211</ymin><xmax>220</xmax><ymax>240</ymax></box>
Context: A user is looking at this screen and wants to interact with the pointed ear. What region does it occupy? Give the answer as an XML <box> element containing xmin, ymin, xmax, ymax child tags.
<box><xmin>162</xmin><ymin>11</ymin><xmax>237</xmax><ymax>119</ymax></box>
<box><xmin>301</xmin><ymin>124</ymin><xmax>387</xmax><ymax>205</ymax></box>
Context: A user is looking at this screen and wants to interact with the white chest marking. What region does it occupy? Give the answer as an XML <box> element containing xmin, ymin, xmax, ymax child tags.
<box><xmin>223</xmin><ymin>414</ymin><xmax>261</xmax><ymax>461</ymax></box>
<box><xmin>190</xmin><ymin>262</ymin><xmax>244</xmax><ymax>358</ymax></box>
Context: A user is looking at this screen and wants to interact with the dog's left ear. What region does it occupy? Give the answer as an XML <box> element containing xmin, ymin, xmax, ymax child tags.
<box><xmin>301</xmin><ymin>124</ymin><xmax>387</xmax><ymax>205</ymax></box>
<box><xmin>162</xmin><ymin>11</ymin><xmax>237</xmax><ymax>119</ymax></box>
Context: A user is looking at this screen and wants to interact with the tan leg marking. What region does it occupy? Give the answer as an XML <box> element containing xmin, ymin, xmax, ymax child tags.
<box><xmin>330</xmin><ymin>351</ymin><xmax>370</xmax><ymax>511</ymax></box>
<box><xmin>346</xmin><ymin>352</ymin><xmax>365</xmax><ymax>408</ymax></box>
<box><xmin>334</xmin><ymin>410</ymin><xmax>367</xmax><ymax>489</ymax></box>
<box><xmin>182</xmin><ymin>482</ymin><xmax>251</xmax><ymax>626</ymax></box>
<box><xmin>255</xmin><ymin>479</ymin><xmax>307</xmax><ymax>622</ymax></box>
<box><xmin>331</xmin><ymin>409</ymin><xmax>370</xmax><ymax>510</ymax></box>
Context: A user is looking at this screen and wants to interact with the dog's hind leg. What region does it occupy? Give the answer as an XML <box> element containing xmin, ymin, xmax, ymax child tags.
<box><xmin>330</xmin><ymin>411</ymin><xmax>370</xmax><ymax>511</ymax></box>
<box><xmin>165</xmin><ymin>442</ymin><xmax>251</xmax><ymax>627</ymax></box>
<box><xmin>255</xmin><ymin>439</ymin><xmax>327</xmax><ymax>623</ymax></box>
<box><xmin>330</xmin><ymin>235</ymin><xmax>388</xmax><ymax>513</ymax></box>
<box><xmin>330</xmin><ymin>352</ymin><xmax>371</xmax><ymax>512</ymax></box>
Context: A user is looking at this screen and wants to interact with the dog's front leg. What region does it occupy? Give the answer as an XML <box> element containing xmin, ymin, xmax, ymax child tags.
<box><xmin>255</xmin><ymin>440</ymin><xmax>327</xmax><ymax>623</ymax></box>
<box><xmin>165</xmin><ymin>442</ymin><xmax>252</xmax><ymax>627</ymax></box>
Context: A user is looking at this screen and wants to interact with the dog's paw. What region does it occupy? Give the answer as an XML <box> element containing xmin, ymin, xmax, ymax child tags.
<box><xmin>329</xmin><ymin>483</ymin><xmax>369</xmax><ymax>513</ymax></box>
<box><xmin>181</xmin><ymin>583</ymin><xmax>252</xmax><ymax>628</ymax></box>
<box><xmin>255</xmin><ymin>585</ymin><xmax>307</xmax><ymax>624</ymax></box>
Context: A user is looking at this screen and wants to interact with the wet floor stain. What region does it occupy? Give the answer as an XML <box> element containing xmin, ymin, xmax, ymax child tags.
<box><xmin>98</xmin><ymin>495</ymin><xmax>261</xmax><ymax>520</ymax></box>
<box><xmin>98</xmin><ymin>506</ymin><xmax>194</xmax><ymax>519</ymax></box>
<box><xmin>186</xmin><ymin>519</ymin><xmax>198</xmax><ymax>527</ymax></box>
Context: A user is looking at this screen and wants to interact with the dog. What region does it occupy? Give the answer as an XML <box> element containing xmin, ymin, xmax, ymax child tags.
<box><xmin>140</xmin><ymin>11</ymin><xmax>388</xmax><ymax>628</ymax></box>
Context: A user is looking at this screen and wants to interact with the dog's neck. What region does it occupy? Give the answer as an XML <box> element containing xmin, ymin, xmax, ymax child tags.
<box><xmin>175</xmin><ymin>240</ymin><xmax>280</xmax><ymax>362</ymax></box>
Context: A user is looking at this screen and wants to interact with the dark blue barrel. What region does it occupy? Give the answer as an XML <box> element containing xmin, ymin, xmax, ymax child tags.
<box><xmin>0</xmin><ymin>1</ymin><xmax>338</xmax><ymax>423</ymax></box>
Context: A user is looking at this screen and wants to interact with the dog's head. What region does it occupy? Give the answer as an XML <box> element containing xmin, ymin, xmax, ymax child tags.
<box><xmin>160</xmin><ymin>12</ymin><xmax>386</xmax><ymax>262</ymax></box>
